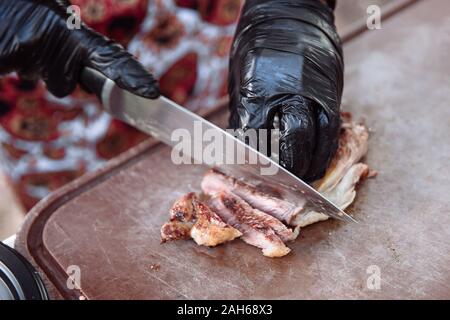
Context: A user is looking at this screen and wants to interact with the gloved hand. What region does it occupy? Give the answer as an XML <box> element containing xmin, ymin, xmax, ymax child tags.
<box><xmin>228</xmin><ymin>0</ymin><xmax>344</xmax><ymax>181</ymax></box>
<box><xmin>0</xmin><ymin>0</ymin><xmax>159</xmax><ymax>99</ymax></box>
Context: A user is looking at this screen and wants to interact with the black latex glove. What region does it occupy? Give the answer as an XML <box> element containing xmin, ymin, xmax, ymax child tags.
<box><xmin>0</xmin><ymin>0</ymin><xmax>159</xmax><ymax>98</ymax></box>
<box><xmin>229</xmin><ymin>0</ymin><xmax>344</xmax><ymax>181</ymax></box>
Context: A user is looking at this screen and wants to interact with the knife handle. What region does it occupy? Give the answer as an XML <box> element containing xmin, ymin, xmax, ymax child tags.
<box><xmin>80</xmin><ymin>67</ymin><xmax>108</xmax><ymax>101</ymax></box>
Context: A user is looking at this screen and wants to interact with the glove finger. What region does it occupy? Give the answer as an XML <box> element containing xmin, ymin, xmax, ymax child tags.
<box><xmin>84</xmin><ymin>32</ymin><xmax>160</xmax><ymax>99</ymax></box>
<box><xmin>229</xmin><ymin>94</ymin><xmax>279</xmax><ymax>130</ymax></box>
<box><xmin>304</xmin><ymin>106</ymin><xmax>340</xmax><ymax>182</ymax></box>
<box><xmin>37</xmin><ymin>7</ymin><xmax>83</xmax><ymax>97</ymax></box>
<box><xmin>279</xmin><ymin>95</ymin><xmax>316</xmax><ymax>179</ymax></box>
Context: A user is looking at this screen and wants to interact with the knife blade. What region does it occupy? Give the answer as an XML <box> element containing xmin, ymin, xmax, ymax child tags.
<box><xmin>81</xmin><ymin>67</ymin><xmax>355</xmax><ymax>222</ymax></box>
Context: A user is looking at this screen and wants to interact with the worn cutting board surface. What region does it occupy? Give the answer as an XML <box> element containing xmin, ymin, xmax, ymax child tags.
<box><xmin>17</xmin><ymin>0</ymin><xmax>450</xmax><ymax>299</ymax></box>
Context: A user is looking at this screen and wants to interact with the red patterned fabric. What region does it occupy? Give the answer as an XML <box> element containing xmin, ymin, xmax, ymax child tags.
<box><xmin>0</xmin><ymin>0</ymin><xmax>243</xmax><ymax>209</ymax></box>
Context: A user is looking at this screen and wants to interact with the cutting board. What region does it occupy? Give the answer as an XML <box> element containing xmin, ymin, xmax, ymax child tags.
<box><xmin>16</xmin><ymin>0</ymin><xmax>450</xmax><ymax>299</ymax></box>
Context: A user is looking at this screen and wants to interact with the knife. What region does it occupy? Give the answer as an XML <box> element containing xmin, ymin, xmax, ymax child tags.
<box><xmin>81</xmin><ymin>67</ymin><xmax>355</xmax><ymax>223</ymax></box>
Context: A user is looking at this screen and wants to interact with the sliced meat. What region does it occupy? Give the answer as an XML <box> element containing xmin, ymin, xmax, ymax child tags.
<box><xmin>202</xmin><ymin>169</ymin><xmax>302</xmax><ymax>225</ymax></box>
<box><xmin>161</xmin><ymin>112</ymin><xmax>373</xmax><ymax>258</ymax></box>
<box><xmin>190</xmin><ymin>198</ymin><xmax>242</xmax><ymax>246</ymax></box>
<box><xmin>161</xmin><ymin>220</ymin><xmax>192</xmax><ymax>242</ymax></box>
<box><xmin>326</xmin><ymin>163</ymin><xmax>370</xmax><ymax>209</ymax></box>
<box><xmin>312</xmin><ymin>114</ymin><xmax>369</xmax><ymax>194</ymax></box>
<box><xmin>248</xmin><ymin>207</ymin><xmax>299</xmax><ymax>243</ymax></box>
<box><xmin>294</xmin><ymin>163</ymin><xmax>369</xmax><ymax>227</ymax></box>
<box><xmin>293</xmin><ymin>115</ymin><xmax>371</xmax><ymax>228</ymax></box>
<box><xmin>169</xmin><ymin>192</ymin><xmax>196</xmax><ymax>222</ymax></box>
<box><xmin>161</xmin><ymin>193</ymin><xmax>197</xmax><ymax>243</ymax></box>
<box><xmin>161</xmin><ymin>192</ymin><xmax>241</xmax><ymax>246</ymax></box>
<box><xmin>208</xmin><ymin>192</ymin><xmax>291</xmax><ymax>258</ymax></box>
<box><xmin>202</xmin><ymin>170</ymin><xmax>299</xmax><ymax>241</ymax></box>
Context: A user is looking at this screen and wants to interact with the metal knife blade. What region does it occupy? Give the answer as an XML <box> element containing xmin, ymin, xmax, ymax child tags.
<box><xmin>83</xmin><ymin>67</ymin><xmax>355</xmax><ymax>222</ymax></box>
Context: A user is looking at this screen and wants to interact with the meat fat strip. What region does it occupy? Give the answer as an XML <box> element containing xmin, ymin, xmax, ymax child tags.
<box><xmin>293</xmin><ymin>163</ymin><xmax>370</xmax><ymax>227</ymax></box>
<box><xmin>312</xmin><ymin>115</ymin><xmax>369</xmax><ymax>194</ymax></box>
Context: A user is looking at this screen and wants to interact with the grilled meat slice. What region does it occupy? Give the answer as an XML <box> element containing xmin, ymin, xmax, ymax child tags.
<box><xmin>201</xmin><ymin>169</ymin><xmax>301</xmax><ymax>225</ymax></box>
<box><xmin>161</xmin><ymin>220</ymin><xmax>192</xmax><ymax>242</ymax></box>
<box><xmin>169</xmin><ymin>192</ymin><xmax>196</xmax><ymax>222</ymax></box>
<box><xmin>208</xmin><ymin>192</ymin><xmax>291</xmax><ymax>258</ymax></box>
<box><xmin>248</xmin><ymin>207</ymin><xmax>299</xmax><ymax>243</ymax></box>
<box><xmin>161</xmin><ymin>192</ymin><xmax>241</xmax><ymax>246</ymax></box>
<box><xmin>202</xmin><ymin>175</ymin><xmax>299</xmax><ymax>242</ymax></box>
<box><xmin>190</xmin><ymin>198</ymin><xmax>242</xmax><ymax>246</ymax></box>
<box><xmin>161</xmin><ymin>193</ymin><xmax>196</xmax><ymax>242</ymax></box>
